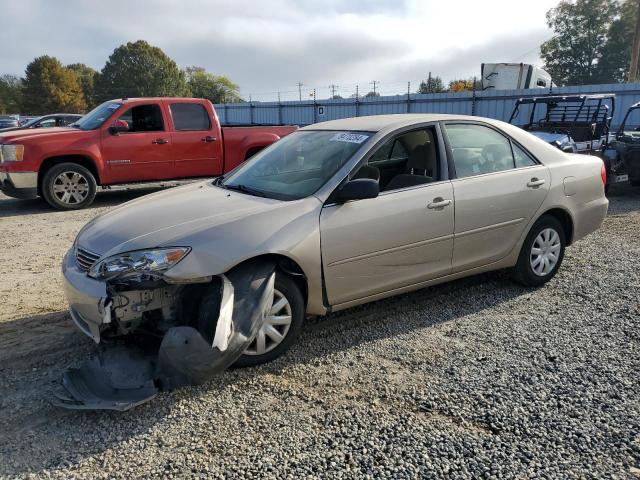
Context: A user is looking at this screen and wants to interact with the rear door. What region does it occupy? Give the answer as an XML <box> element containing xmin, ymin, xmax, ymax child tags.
<box><xmin>442</xmin><ymin>122</ymin><xmax>550</xmax><ymax>272</ymax></box>
<box><xmin>167</xmin><ymin>101</ymin><xmax>223</xmax><ymax>178</ymax></box>
<box><xmin>101</xmin><ymin>103</ymin><xmax>174</xmax><ymax>183</ymax></box>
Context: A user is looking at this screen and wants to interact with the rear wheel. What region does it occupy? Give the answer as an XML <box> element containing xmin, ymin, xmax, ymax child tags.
<box><xmin>513</xmin><ymin>215</ymin><xmax>566</xmax><ymax>287</ymax></box>
<box><xmin>42</xmin><ymin>163</ymin><xmax>97</xmax><ymax>210</ymax></box>
<box><xmin>233</xmin><ymin>274</ymin><xmax>304</xmax><ymax>367</ymax></box>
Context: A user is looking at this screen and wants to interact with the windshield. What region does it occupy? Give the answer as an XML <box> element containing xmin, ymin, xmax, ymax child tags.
<box><xmin>221</xmin><ymin>130</ymin><xmax>372</xmax><ymax>200</ymax></box>
<box><xmin>70</xmin><ymin>101</ymin><xmax>122</xmax><ymax>130</ymax></box>
<box><xmin>22</xmin><ymin>116</ymin><xmax>44</xmax><ymax>128</ymax></box>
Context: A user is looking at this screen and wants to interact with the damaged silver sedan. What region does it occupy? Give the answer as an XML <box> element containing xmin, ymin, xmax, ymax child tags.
<box><xmin>58</xmin><ymin>114</ymin><xmax>608</xmax><ymax>410</ymax></box>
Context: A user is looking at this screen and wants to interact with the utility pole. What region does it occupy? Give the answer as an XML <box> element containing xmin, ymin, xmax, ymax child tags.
<box><xmin>329</xmin><ymin>84</ymin><xmax>339</xmax><ymax>98</ymax></box>
<box><xmin>297</xmin><ymin>81</ymin><xmax>303</xmax><ymax>101</ymax></box>
<box><xmin>427</xmin><ymin>71</ymin><xmax>432</xmax><ymax>93</ymax></box>
<box><xmin>629</xmin><ymin>0</ymin><xmax>640</xmax><ymax>82</ymax></box>
<box><xmin>369</xmin><ymin>80</ymin><xmax>379</xmax><ymax>95</ymax></box>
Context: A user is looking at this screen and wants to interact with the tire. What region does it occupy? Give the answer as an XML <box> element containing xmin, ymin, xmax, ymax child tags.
<box><xmin>41</xmin><ymin>162</ymin><xmax>97</xmax><ymax>210</ymax></box>
<box><xmin>233</xmin><ymin>274</ymin><xmax>305</xmax><ymax>367</ymax></box>
<box><xmin>512</xmin><ymin>215</ymin><xmax>566</xmax><ymax>287</ymax></box>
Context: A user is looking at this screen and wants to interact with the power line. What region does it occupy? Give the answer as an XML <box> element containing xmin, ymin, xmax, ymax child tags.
<box><xmin>369</xmin><ymin>80</ymin><xmax>379</xmax><ymax>94</ymax></box>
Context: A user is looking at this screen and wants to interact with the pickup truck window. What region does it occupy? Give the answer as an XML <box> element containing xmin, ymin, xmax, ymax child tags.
<box><xmin>170</xmin><ymin>103</ymin><xmax>211</xmax><ymax>131</ymax></box>
<box><xmin>71</xmin><ymin>101</ymin><xmax>122</xmax><ymax>130</ymax></box>
<box><xmin>222</xmin><ymin>130</ymin><xmax>371</xmax><ymax>200</ymax></box>
<box><xmin>117</xmin><ymin>104</ymin><xmax>165</xmax><ymax>132</ymax></box>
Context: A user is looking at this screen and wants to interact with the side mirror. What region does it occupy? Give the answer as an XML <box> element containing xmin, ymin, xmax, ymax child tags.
<box><xmin>336</xmin><ymin>178</ymin><xmax>379</xmax><ymax>203</ymax></box>
<box><xmin>561</xmin><ymin>145</ymin><xmax>575</xmax><ymax>153</ymax></box>
<box><xmin>108</xmin><ymin>120</ymin><xmax>129</xmax><ymax>135</ymax></box>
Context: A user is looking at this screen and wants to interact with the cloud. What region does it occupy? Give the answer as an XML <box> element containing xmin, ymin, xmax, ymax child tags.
<box><xmin>0</xmin><ymin>0</ymin><xmax>556</xmax><ymax>100</ymax></box>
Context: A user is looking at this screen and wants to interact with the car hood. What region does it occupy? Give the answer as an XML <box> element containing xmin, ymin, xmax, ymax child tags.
<box><xmin>76</xmin><ymin>181</ymin><xmax>321</xmax><ymax>260</ymax></box>
<box><xmin>0</xmin><ymin>127</ymin><xmax>79</xmax><ymax>142</ymax></box>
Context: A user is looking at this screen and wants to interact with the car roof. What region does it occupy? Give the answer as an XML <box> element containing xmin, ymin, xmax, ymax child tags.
<box><xmin>300</xmin><ymin>114</ymin><xmax>504</xmax><ymax>134</ymax></box>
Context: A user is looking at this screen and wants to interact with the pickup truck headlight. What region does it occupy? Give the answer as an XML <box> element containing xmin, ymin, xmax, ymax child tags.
<box><xmin>88</xmin><ymin>247</ymin><xmax>190</xmax><ymax>281</ymax></box>
<box><xmin>0</xmin><ymin>144</ymin><xmax>25</xmax><ymax>162</ymax></box>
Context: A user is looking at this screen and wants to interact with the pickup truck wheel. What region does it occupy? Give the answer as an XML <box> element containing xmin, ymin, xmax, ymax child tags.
<box><xmin>233</xmin><ymin>274</ymin><xmax>304</xmax><ymax>368</ymax></box>
<box><xmin>42</xmin><ymin>163</ymin><xmax>97</xmax><ymax>210</ymax></box>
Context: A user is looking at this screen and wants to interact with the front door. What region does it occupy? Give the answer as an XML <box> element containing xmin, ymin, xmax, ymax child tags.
<box><xmin>442</xmin><ymin>122</ymin><xmax>551</xmax><ymax>272</ymax></box>
<box><xmin>101</xmin><ymin>103</ymin><xmax>174</xmax><ymax>183</ymax></box>
<box><xmin>320</xmin><ymin>182</ymin><xmax>455</xmax><ymax>305</ymax></box>
<box><xmin>320</xmin><ymin>126</ymin><xmax>454</xmax><ymax>306</ymax></box>
<box><xmin>168</xmin><ymin>102</ymin><xmax>222</xmax><ymax>178</ymax></box>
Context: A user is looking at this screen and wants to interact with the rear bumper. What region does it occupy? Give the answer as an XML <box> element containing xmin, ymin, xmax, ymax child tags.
<box><xmin>61</xmin><ymin>249</ymin><xmax>108</xmax><ymax>343</ymax></box>
<box><xmin>0</xmin><ymin>170</ymin><xmax>38</xmax><ymax>199</ymax></box>
<box><xmin>573</xmin><ymin>196</ymin><xmax>609</xmax><ymax>242</ymax></box>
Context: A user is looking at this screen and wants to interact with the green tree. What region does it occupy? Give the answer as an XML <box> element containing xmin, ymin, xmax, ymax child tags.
<box><xmin>67</xmin><ymin>63</ymin><xmax>99</xmax><ymax>108</ymax></box>
<box><xmin>0</xmin><ymin>75</ymin><xmax>23</xmax><ymax>113</ymax></box>
<box><xmin>365</xmin><ymin>90</ymin><xmax>380</xmax><ymax>97</ymax></box>
<box><xmin>21</xmin><ymin>56</ymin><xmax>87</xmax><ymax>115</ymax></box>
<box><xmin>540</xmin><ymin>0</ymin><xmax>618</xmax><ymax>85</ymax></box>
<box><xmin>184</xmin><ymin>66</ymin><xmax>240</xmax><ymax>103</ymax></box>
<box><xmin>417</xmin><ymin>75</ymin><xmax>446</xmax><ymax>93</ymax></box>
<box><xmin>599</xmin><ymin>0</ymin><xmax>640</xmax><ymax>82</ymax></box>
<box><xmin>96</xmin><ymin>40</ymin><xmax>190</xmax><ymax>101</ymax></box>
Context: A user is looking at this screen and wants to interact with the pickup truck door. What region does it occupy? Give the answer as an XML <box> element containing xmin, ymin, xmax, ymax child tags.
<box><xmin>101</xmin><ymin>103</ymin><xmax>174</xmax><ymax>183</ymax></box>
<box><xmin>167</xmin><ymin>101</ymin><xmax>223</xmax><ymax>178</ymax></box>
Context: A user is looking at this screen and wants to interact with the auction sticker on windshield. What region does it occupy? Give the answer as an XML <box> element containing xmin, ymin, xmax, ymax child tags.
<box><xmin>330</xmin><ymin>133</ymin><xmax>370</xmax><ymax>144</ymax></box>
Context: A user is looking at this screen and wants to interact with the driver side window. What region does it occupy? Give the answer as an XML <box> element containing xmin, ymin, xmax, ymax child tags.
<box><xmin>353</xmin><ymin>128</ymin><xmax>440</xmax><ymax>192</ymax></box>
<box><xmin>116</xmin><ymin>104</ymin><xmax>165</xmax><ymax>133</ymax></box>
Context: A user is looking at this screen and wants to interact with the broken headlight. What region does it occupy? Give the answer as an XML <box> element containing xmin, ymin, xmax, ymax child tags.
<box><xmin>88</xmin><ymin>247</ymin><xmax>190</xmax><ymax>281</ymax></box>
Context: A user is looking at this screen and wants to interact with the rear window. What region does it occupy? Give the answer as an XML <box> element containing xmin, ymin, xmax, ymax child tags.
<box><xmin>170</xmin><ymin>103</ymin><xmax>211</xmax><ymax>131</ymax></box>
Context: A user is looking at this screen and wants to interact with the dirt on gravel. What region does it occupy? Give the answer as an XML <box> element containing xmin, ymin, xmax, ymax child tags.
<box><xmin>0</xmin><ymin>185</ymin><xmax>639</xmax><ymax>479</ymax></box>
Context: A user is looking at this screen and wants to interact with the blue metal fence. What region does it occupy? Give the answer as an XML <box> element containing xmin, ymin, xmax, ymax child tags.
<box><xmin>215</xmin><ymin>83</ymin><xmax>640</xmax><ymax>130</ymax></box>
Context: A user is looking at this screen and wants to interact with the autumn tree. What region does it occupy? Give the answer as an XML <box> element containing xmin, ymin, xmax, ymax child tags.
<box><xmin>96</xmin><ymin>40</ymin><xmax>190</xmax><ymax>101</ymax></box>
<box><xmin>184</xmin><ymin>66</ymin><xmax>240</xmax><ymax>103</ymax></box>
<box><xmin>448</xmin><ymin>78</ymin><xmax>479</xmax><ymax>92</ymax></box>
<box><xmin>21</xmin><ymin>56</ymin><xmax>87</xmax><ymax>114</ymax></box>
<box><xmin>67</xmin><ymin>63</ymin><xmax>99</xmax><ymax>108</ymax></box>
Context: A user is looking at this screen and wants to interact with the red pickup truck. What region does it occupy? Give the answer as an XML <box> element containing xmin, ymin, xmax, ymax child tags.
<box><xmin>0</xmin><ymin>98</ymin><xmax>296</xmax><ymax>209</ymax></box>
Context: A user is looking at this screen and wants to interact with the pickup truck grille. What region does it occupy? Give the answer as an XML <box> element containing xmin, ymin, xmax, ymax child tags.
<box><xmin>76</xmin><ymin>247</ymin><xmax>100</xmax><ymax>273</ymax></box>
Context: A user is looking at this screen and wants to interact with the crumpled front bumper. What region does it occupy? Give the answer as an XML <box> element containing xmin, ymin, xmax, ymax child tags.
<box><xmin>61</xmin><ymin>248</ymin><xmax>109</xmax><ymax>343</ymax></box>
<box><xmin>56</xmin><ymin>254</ymin><xmax>276</xmax><ymax>411</ymax></box>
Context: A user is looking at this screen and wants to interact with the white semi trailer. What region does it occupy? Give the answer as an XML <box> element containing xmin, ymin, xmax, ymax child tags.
<box><xmin>481</xmin><ymin>63</ymin><xmax>553</xmax><ymax>90</ymax></box>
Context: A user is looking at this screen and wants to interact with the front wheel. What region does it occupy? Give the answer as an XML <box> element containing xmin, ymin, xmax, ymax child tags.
<box><xmin>513</xmin><ymin>215</ymin><xmax>566</xmax><ymax>287</ymax></box>
<box><xmin>41</xmin><ymin>163</ymin><xmax>97</xmax><ymax>210</ymax></box>
<box><xmin>233</xmin><ymin>274</ymin><xmax>305</xmax><ymax>367</ymax></box>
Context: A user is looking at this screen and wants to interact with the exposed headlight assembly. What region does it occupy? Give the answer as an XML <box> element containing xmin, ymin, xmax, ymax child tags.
<box><xmin>0</xmin><ymin>144</ymin><xmax>25</xmax><ymax>162</ymax></box>
<box><xmin>88</xmin><ymin>247</ymin><xmax>190</xmax><ymax>281</ymax></box>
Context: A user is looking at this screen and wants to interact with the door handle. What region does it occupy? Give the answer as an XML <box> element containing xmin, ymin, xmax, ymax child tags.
<box><xmin>152</xmin><ymin>138</ymin><xmax>169</xmax><ymax>145</ymax></box>
<box><xmin>201</xmin><ymin>136</ymin><xmax>217</xmax><ymax>142</ymax></box>
<box><xmin>427</xmin><ymin>198</ymin><xmax>452</xmax><ymax>209</ymax></box>
<box><xmin>527</xmin><ymin>177</ymin><xmax>545</xmax><ymax>188</ymax></box>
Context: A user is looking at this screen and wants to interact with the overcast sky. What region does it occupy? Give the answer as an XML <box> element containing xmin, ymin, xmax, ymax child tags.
<box><xmin>1</xmin><ymin>0</ymin><xmax>560</xmax><ymax>100</ymax></box>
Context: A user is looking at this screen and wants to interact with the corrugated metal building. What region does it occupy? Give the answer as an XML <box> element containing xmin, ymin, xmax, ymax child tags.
<box><xmin>214</xmin><ymin>83</ymin><xmax>640</xmax><ymax>130</ymax></box>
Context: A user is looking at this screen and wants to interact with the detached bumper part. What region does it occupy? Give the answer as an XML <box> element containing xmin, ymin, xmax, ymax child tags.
<box><xmin>54</xmin><ymin>261</ymin><xmax>276</xmax><ymax>411</ymax></box>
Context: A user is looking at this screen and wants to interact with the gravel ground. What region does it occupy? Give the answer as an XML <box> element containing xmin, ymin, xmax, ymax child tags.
<box><xmin>0</xmin><ymin>185</ymin><xmax>639</xmax><ymax>479</ymax></box>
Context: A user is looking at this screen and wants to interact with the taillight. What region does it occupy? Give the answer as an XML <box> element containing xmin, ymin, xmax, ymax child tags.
<box><xmin>600</xmin><ymin>162</ymin><xmax>607</xmax><ymax>185</ymax></box>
